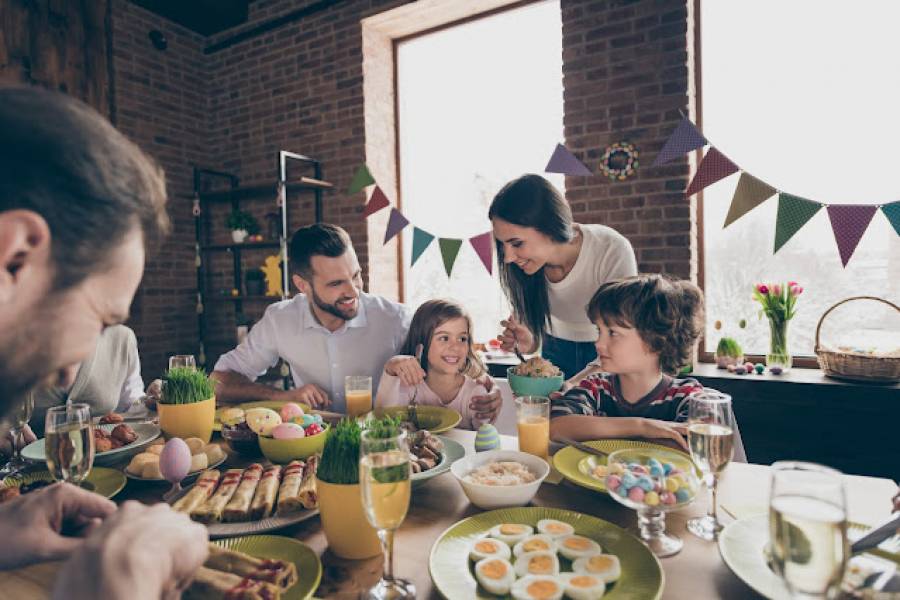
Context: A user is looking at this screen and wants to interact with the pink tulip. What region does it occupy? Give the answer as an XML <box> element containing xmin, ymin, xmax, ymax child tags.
<box><xmin>757</xmin><ymin>284</ymin><xmax>769</xmax><ymax>294</ymax></box>
<box><xmin>792</xmin><ymin>285</ymin><xmax>803</xmax><ymax>296</ymax></box>
<box><xmin>772</xmin><ymin>284</ymin><xmax>782</xmax><ymax>296</ymax></box>
<box><xmin>788</xmin><ymin>281</ymin><xmax>798</xmax><ymax>288</ymax></box>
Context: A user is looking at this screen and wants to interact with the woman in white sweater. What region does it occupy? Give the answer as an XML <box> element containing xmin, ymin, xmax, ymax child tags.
<box><xmin>489</xmin><ymin>174</ymin><xmax>637</xmax><ymax>380</ymax></box>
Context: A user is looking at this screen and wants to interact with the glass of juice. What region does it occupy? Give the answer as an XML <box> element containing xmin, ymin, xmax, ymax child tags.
<box><xmin>45</xmin><ymin>403</ymin><xmax>95</xmax><ymax>486</ymax></box>
<box><xmin>515</xmin><ymin>395</ymin><xmax>550</xmax><ymax>459</ymax></box>
<box><xmin>345</xmin><ymin>375</ymin><xmax>373</xmax><ymax>418</ymax></box>
<box><xmin>359</xmin><ymin>428</ymin><xmax>415</xmax><ymax>600</ymax></box>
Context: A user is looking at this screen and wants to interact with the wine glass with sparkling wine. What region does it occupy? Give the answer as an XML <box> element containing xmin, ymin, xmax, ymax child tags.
<box><xmin>686</xmin><ymin>391</ymin><xmax>735</xmax><ymax>541</ymax></box>
<box><xmin>44</xmin><ymin>403</ymin><xmax>95</xmax><ymax>486</ymax></box>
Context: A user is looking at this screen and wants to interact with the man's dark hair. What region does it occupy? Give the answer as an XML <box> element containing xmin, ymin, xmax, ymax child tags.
<box><xmin>0</xmin><ymin>87</ymin><xmax>170</xmax><ymax>290</ymax></box>
<box><xmin>288</xmin><ymin>223</ymin><xmax>352</xmax><ymax>279</ymax></box>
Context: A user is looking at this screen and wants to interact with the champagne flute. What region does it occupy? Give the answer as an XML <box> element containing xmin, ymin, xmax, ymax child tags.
<box><xmin>769</xmin><ymin>462</ymin><xmax>848</xmax><ymax>599</ymax></box>
<box><xmin>1</xmin><ymin>392</ymin><xmax>35</xmax><ymax>476</ymax></box>
<box><xmin>45</xmin><ymin>403</ymin><xmax>95</xmax><ymax>486</ymax></box>
<box><xmin>168</xmin><ymin>355</ymin><xmax>196</xmax><ymax>370</ymax></box>
<box><xmin>359</xmin><ymin>428</ymin><xmax>415</xmax><ymax>600</ymax></box>
<box><xmin>686</xmin><ymin>391</ymin><xmax>735</xmax><ymax>541</ymax></box>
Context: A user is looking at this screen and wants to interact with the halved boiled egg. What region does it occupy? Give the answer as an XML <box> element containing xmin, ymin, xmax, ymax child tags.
<box><xmin>469</xmin><ymin>537</ymin><xmax>512</xmax><ymax>562</ymax></box>
<box><xmin>556</xmin><ymin>534</ymin><xmax>603</xmax><ymax>560</ymax></box>
<box><xmin>511</xmin><ymin>575</ymin><xmax>564</xmax><ymax>600</ymax></box>
<box><xmin>561</xmin><ymin>572</ymin><xmax>607</xmax><ymax>600</ymax></box>
<box><xmin>572</xmin><ymin>553</ymin><xmax>621</xmax><ymax>583</ymax></box>
<box><xmin>514</xmin><ymin>550</ymin><xmax>560</xmax><ymax>577</ymax></box>
<box><xmin>536</xmin><ymin>518</ymin><xmax>575</xmax><ymax>539</ymax></box>
<box><xmin>488</xmin><ymin>523</ymin><xmax>533</xmax><ymax>546</ymax></box>
<box><xmin>474</xmin><ymin>557</ymin><xmax>515</xmax><ymax>595</ymax></box>
<box><xmin>513</xmin><ymin>534</ymin><xmax>557</xmax><ymax>557</ymax></box>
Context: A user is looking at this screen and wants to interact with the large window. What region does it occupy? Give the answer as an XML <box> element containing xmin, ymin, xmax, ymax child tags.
<box><xmin>700</xmin><ymin>1</ymin><xmax>900</xmax><ymax>357</ymax></box>
<box><xmin>395</xmin><ymin>0</ymin><xmax>564</xmax><ymax>343</ymax></box>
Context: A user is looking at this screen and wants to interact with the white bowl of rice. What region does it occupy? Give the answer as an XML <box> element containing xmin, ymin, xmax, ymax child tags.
<box><xmin>451</xmin><ymin>450</ymin><xmax>550</xmax><ymax>509</ymax></box>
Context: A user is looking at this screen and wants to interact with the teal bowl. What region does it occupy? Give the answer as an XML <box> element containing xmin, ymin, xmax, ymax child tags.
<box><xmin>507</xmin><ymin>366</ymin><xmax>564</xmax><ymax>397</ymax></box>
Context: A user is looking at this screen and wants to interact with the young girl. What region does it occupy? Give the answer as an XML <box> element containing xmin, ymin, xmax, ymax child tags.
<box><xmin>550</xmin><ymin>274</ymin><xmax>706</xmax><ymax>450</ymax></box>
<box><xmin>375</xmin><ymin>299</ymin><xmax>493</xmax><ymax>430</ymax></box>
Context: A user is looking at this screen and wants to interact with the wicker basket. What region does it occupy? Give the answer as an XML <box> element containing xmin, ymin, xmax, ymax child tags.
<box><xmin>815</xmin><ymin>296</ymin><xmax>900</xmax><ymax>383</ymax></box>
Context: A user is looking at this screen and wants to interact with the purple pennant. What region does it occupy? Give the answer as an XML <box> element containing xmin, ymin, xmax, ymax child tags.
<box><xmin>469</xmin><ymin>232</ymin><xmax>493</xmax><ymax>275</ymax></box>
<box><xmin>827</xmin><ymin>204</ymin><xmax>878</xmax><ymax>267</ymax></box>
<box><xmin>652</xmin><ymin>118</ymin><xmax>708</xmax><ymax>167</ymax></box>
<box><xmin>383</xmin><ymin>208</ymin><xmax>409</xmax><ymax>244</ymax></box>
<box><xmin>545</xmin><ymin>143</ymin><xmax>593</xmax><ymax>176</ymax></box>
<box><xmin>685</xmin><ymin>147</ymin><xmax>739</xmax><ymax>196</ymax></box>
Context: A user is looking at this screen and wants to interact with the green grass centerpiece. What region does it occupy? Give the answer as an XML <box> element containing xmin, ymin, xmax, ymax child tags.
<box><xmin>160</xmin><ymin>366</ymin><xmax>216</xmax><ymax>405</ymax></box>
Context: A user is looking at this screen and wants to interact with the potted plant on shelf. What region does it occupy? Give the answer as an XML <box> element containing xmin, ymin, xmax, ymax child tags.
<box><xmin>225</xmin><ymin>210</ymin><xmax>259</xmax><ymax>243</ymax></box>
<box><xmin>157</xmin><ymin>366</ymin><xmax>217</xmax><ymax>442</ymax></box>
<box><xmin>714</xmin><ymin>337</ymin><xmax>744</xmax><ymax>369</ymax></box>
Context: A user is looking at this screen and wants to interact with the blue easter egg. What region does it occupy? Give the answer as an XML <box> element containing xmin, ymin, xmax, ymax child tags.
<box><xmin>649</xmin><ymin>465</ymin><xmax>665</xmax><ymax>478</ymax></box>
<box><xmin>300</xmin><ymin>414</ymin><xmax>315</xmax><ymax>427</ymax></box>
<box><xmin>621</xmin><ymin>472</ymin><xmax>637</xmax><ymax>488</ymax></box>
<box><xmin>638</xmin><ymin>475</ymin><xmax>654</xmax><ymax>492</ymax></box>
<box><xmin>617</xmin><ymin>486</ymin><xmax>628</xmax><ymax>498</ymax></box>
<box><xmin>474</xmin><ymin>424</ymin><xmax>501</xmax><ymax>452</ymax></box>
<box><xmin>663</xmin><ymin>462</ymin><xmax>673</xmax><ymax>475</ymax></box>
<box><xmin>675</xmin><ymin>488</ymin><xmax>692</xmax><ymax>503</ymax></box>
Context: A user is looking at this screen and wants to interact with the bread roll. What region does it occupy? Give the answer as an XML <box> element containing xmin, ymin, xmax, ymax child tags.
<box><xmin>146</xmin><ymin>444</ymin><xmax>164</xmax><ymax>456</ymax></box>
<box><xmin>203</xmin><ymin>444</ymin><xmax>226</xmax><ymax>465</ymax></box>
<box><xmin>127</xmin><ymin>453</ymin><xmax>158</xmax><ymax>475</ymax></box>
<box><xmin>190</xmin><ymin>453</ymin><xmax>209</xmax><ymax>473</ymax></box>
<box><xmin>142</xmin><ymin>461</ymin><xmax>164</xmax><ymax>479</ymax></box>
<box><xmin>184</xmin><ymin>438</ymin><xmax>206</xmax><ymax>455</ymax></box>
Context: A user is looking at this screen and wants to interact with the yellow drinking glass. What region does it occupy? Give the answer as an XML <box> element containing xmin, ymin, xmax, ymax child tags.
<box><xmin>516</xmin><ymin>395</ymin><xmax>550</xmax><ymax>460</ymax></box>
<box><xmin>345</xmin><ymin>375</ymin><xmax>373</xmax><ymax>418</ymax></box>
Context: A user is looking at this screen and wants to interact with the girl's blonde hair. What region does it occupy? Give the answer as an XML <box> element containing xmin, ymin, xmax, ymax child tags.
<box><xmin>398</xmin><ymin>299</ymin><xmax>486</xmax><ymax>379</ymax></box>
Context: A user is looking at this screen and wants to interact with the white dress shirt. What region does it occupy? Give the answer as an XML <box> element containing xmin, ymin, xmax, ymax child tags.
<box><xmin>214</xmin><ymin>292</ymin><xmax>412</xmax><ymax>413</ymax></box>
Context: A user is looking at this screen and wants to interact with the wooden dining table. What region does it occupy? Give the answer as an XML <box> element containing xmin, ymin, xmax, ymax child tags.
<box><xmin>2</xmin><ymin>428</ymin><xmax>896</xmax><ymax>599</ymax></box>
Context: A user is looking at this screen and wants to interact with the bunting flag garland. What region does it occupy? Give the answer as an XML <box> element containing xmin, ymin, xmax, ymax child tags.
<box><xmin>827</xmin><ymin>205</ymin><xmax>878</xmax><ymax>267</ymax></box>
<box><xmin>348</xmin><ymin>164</ymin><xmax>376</xmax><ymax>195</ymax></box>
<box><xmin>410</xmin><ymin>227</ymin><xmax>435</xmax><ymax>266</ymax></box>
<box><xmin>363</xmin><ymin>185</ymin><xmax>390</xmax><ymax>217</ymax></box>
<box><xmin>383</xmin><ymin>208</ymin><xmax>409</xmax><ymax>244</ymax></box>
<box><xmin>882</xmin><ymin>201</ymin><xmax>900</xmax><ymax>237</ymax></box>
<box><xmin>685</xmin><ymin>147</ymin><xmax>739</xmax><ymax>196</ymax></box>
<box><xmin>724</xmin><ymin>173</ymin><xmax>777</xmax><ymax>228</ymax></box>
<box><xmin>469</xmin><ymin>232</ymin><xmax>494</xmax><ymax>275</ymax></box>
<box><xmin>774</xmin><ymin>193</ymin><xmax>822</xmax><ymax>253</ymax></box>
<box><xmin>545</xmin><ymin>143</ymin><xmax>593</xmax><ymax>176</ymax></box>
<box><xmin>438</xmin><ymin>238</ymin><xmax>463</xmax><ymax>277</ymax></box>
<box><xmin>651</xmin><ymin>118</ymin><xmax>708</xmax><ymax>167</ymax></box>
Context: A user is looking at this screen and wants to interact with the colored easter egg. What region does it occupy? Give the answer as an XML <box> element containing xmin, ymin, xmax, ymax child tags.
<box><xmin>644</xmin><ymin>491</ymin><xmax>660</xmax><ymax>506</ymax></box>
<box><xmin>734</xmin><ymin>366</ymin><xmax>746</xmax><ymax>375</ymax></box>
<box><xmin>665</xmin><ymin>478</ymin><xmax>680</xmax><ymax>493</ymax></box>
<box><xmin>245</xmin><ymin>407</ymin><xmax>282</xmax><ymax>434</ymax></box>
<box><xmin>627</xmin><ymin>487</ymin><xmax>645</xmax><ymax>502</ymax></box>
<box><xmin>621</xmin><ymin>472</ymin><xmax>637</xmax><ymax>488</ymax></box>
<box><xmin>606</xmin><ymin>475</ymin><xmax>621</xmax><ymax>490</ymax></box>
<box><xmin>675</xmin><ymin>488</ymin><xmax>692</xmax><ymax>503</ymax></box>
<box><xmin>754</xmin><ymin>363</ymin><xmax>765</xmax><ymax>374</ymax></box>
<box><xmin>770</xmin><ymin>366</ymin><xmax>783</xmax><ymax>375</ymax></box>
<box><xmin>660</xmin><ymin>491</ymin><xmax>677</xmax><ymax>505</ymax></box>
<box><xmin>159</xmin><ymin>438</ymin><xmax>192</xmax><ymax>484</ymax></box>
<box><xmin>637</xmin><ymin>475</ymin><xmax>654</xmax><ymax>492</ymax></box>
<box><xmin>279</xmin><ymin>402</ymin><xmax>305</xmax><ymax>422</ymax></box>
<box><xmin>663</xmin><ymin>462</ymin><xmax>673</xmax><ymax>475</ymax></box>
<box><xmin>743</xmin><ymin>362</ymin><xmax>755</xmax><ymax>372</ymax></box>
<box><xmin>271</xmin><ymin>422</ymin><xmax>306</xmax><ymax>440</ymax></box>
<box><xmin>474</xmin><ymin>423</ymin><xmax>501</xmax><ymax>452</ymax></box>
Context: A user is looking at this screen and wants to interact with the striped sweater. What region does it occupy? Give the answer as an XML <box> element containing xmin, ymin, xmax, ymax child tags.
<box><xmin>550</xmin><ymin>372</ymin><xmax>703</xmax><ymax>422</ymax></box>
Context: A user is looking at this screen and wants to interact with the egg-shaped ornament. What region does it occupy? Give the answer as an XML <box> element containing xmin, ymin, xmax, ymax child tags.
<box><xmin>474</xmin><ymin>423</ymin><xmax>501</xmax><ymax>452</ymax></box>
<box><xmin>159</xmin><ymin>437</ymin><xmax>192</xmax><ymax>483</ymax></box>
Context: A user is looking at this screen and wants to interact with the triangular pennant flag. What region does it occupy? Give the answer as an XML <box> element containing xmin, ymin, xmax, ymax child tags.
<box><xmin>774</xmin><ymin>193</ymin><xmax>822</xmax><ymax>253</ymax></box>
<box><xmin>348</xmin><ymin>164</ymin><xmax>375</xmax><ymax>195</ymax></box>
<box><xmin>652</xmin><ymin>118</ymin><xmax>708</xmax><ymax>167</ymax></box>
<box><xmin>685</xmin><ymin>147</ymin><xmax>739</xmax><ymax>196</ymax></box>
<box><xmin>410</xmin><ymin>227</ymin><xmax>435</xmax><ymax>266</ymax></box>
<box><xmin>724</xmin><ymin>173</ymin><xmax>777</xmax><ymax>227</ymax></box>
<box><xmin>827</xmin><ymin>204</ymin><xmax>878</xmax><ymax>267</ymax></box>
<box><xmin>438</xmin><ymin>238</ymin><xmax>463</xmax><ymax>277</ymax></box>
<box><xmin>383</xmin><ymin>208</ymin><xmax>409</xmax><ymax>244</ymax></box>
<box><xmin>882</xmin><ymin>201</ymin><xmax>900</xmax><ymax>237</ymax></box>
<box><xmin>363</xmin><ymin>186</ymin><xmax>390</xmax><ymax>217</ymax></box>
<box><xmin>545</xmin><ymin>143</ymin><xmax>592</xmax><ymax>176</ymax></box>
<box><xmin>469</xmin><ymin>232</ymin><xmax>493</xmax><ymax>275</ymax></box>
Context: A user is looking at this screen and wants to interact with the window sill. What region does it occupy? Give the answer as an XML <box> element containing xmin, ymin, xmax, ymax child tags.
<box><xmin>689</xmin><ymin>362</ymin><xmax>900</xmax><ymax>390</ymax></box>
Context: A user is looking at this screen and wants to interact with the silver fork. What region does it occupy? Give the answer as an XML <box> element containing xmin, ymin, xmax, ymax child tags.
<box><xmin>408</xmin><ymin>344</ymin><xmax>424</xmax><ymax>430</ymax></box>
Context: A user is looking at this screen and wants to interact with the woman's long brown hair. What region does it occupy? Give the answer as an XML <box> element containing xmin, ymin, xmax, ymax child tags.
<box><xmin>398</xmin><ymin>299</ymin><xmax>486</xmax><ymax>379</ymax></box>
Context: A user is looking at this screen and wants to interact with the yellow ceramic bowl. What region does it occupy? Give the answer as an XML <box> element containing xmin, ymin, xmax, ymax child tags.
<box><xmin>316</xmin><ymin>478</ymin><xmax>381</xmax><ymax>559</ymax></box>
<box><xmin>257</xmin><ymin>426</ymin><xmax>329</xmax><ymax>463</ymax></box>
<box><xmin>157</xmin><ymin>396</ymin><xmax>216</xmax><ymax>443</ymax></box>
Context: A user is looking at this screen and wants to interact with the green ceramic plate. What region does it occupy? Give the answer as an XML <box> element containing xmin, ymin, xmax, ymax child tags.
<box><xmin>214</xmin><ymin>400</ymin><xmax>311</xmax><ymax>431</ymax></box>
<box><xmin>371</xmin><ymin>405</ymin><xmax>461</xmax><ymax>434</ymax></box>
<box><xmin>213</xmin><ymin>535</ymin><xmax>322</xmax><ymax>600</ymax></box>
<box><xmin>21</xmin><ymin>423</ymin><xmax>161</xmax><ymax>466</ymax></box>
<box><xmin>553</xmin><ymin>439</ymin><xmax>694</xmax><ymax>493</ymax></box>
<box><xmin>2</xmin><ymin>467</ymin><xmax>126</xmax><ymax>499</ymax></box>
<box><xmin>411</xmin><ymin>436</ymin><xmax>465</xmax><ymax>488</ymax></box>
<box><xmin>429</xmin><ymin>506</ymin><xmax>663</xmax><ymax>600</ymax></box>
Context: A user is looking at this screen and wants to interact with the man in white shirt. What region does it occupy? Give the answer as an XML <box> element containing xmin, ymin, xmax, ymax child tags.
<box><xmin>213</xmin><ymin>224</ymin><xmax>502</xmax><ymax>420</ymax></box>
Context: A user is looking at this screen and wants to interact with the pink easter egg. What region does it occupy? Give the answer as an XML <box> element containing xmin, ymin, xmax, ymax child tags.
<box><xmin>159</xmin><ymin>438</ymin><xmax>192</xmax><ymax>483</ymax></box>
<box><xmin>279</xmin><ymin>402</ymin><xmax>305</xmax><ymax>422</ymax></box>
<box><xmin>271</xmin><ymin>422</ymin><xmax>306</xmax><ymax>440</ymax></box>
<box><xmin>606</xmin><ymin>475</ymin><xmax>622</xmax><ymax>490</ymax></box>
<box><xmin>660</xmin><ymin>491</ymin><xmax>677</xmax><ymax>505</ymax></box>
<box><xmin>628</xmin><ymin>487</ymin><xmax>645</xmax><ymax>503</ymax></box>
<box><xmin>631</xmin><ymin>465</ymin><xmax>649</xmax><ymax>475</ymax></box>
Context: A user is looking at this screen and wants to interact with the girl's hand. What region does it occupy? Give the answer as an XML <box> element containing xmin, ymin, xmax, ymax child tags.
<box><xmin>639</xmin><ymin>419</ymin><xmax>689</xmax><ymax>452</ymax></box>
<box><xmin>385</xmin><ymin>355</ymin><xmax>426</xmax><ymax>387</ymax></box>
<box><xmin>498</xmin><ymin>315</ymin><xmax>536</xmax><ymax>354</ymax></box>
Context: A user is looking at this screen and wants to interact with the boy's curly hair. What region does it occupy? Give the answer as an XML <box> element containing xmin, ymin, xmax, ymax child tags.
<box><xmin>586</xmin><ymin>274</ymin><xmax>705</xmax><ymax>374</ymax></box>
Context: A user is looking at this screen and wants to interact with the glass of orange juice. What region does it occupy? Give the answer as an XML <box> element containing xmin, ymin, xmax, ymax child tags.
<box><xmin>516</xmin><ymin>396</ymin><xmax>550</xmax><ymax>460</ymax></box>
<box><xmin>345</xmin><ymin>375</ymin><xmax>373</xmax><ymax>418</ymax></box>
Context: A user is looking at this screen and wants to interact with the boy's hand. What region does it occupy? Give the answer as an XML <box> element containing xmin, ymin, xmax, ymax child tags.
<box><xmin>639</xmin><ymin>419</ymin><xmax>689</xmax><ymax>451</ymax></box>
<box><xmin>385</xmin><ymin>355</ymin><xmax>426</xmax><ymax>387</ymax></box>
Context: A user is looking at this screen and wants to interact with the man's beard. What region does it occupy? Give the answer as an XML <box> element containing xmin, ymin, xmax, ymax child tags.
<box><xmin>0</xmin><ymin>304</ymin><xmax>60</xmax><ymax>421</ymax></box>
<box><xmin>310</xmin><ymin>285</ymin><xmax>358</xmax><ymax>322</ymax></box>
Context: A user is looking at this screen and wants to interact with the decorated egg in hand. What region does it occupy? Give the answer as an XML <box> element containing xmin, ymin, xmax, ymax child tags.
<box><xmin>475</xmin><ymin>424</ymin><xmax>501</xmax><ymax>452</ymax></box>
<box><xmin>279</xmin><ymin>402</ymin><xmax>305</xmax><ymax>422</ymax></box>
<box><xmin>245</xmin><ymin>407</ymin><xmax>282</xmax><ymax>434</ymax></box>
<box><xmin>159</xmin><ymin>438</ymin><xmax>192</xmax><ymax>483</ymax></box>
<box><xmin>271</xmin><ymin>422</ymin><xmax>305</xmax><ymax>440</ymax></box>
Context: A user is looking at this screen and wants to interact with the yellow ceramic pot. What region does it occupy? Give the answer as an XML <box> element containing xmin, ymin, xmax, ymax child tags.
<box><xmin>158</xmin><ymin>396</ymin><xmax>216</xmax><ymax>443</ymax></box>
<box><xmin>316</xmin><ymin>477</ymin><xmax>382</xmax><ymax>559</ymax></box>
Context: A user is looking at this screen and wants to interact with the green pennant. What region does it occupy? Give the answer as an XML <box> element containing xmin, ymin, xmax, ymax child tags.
<box><xmin>438</xmin><ymin>238</ymin><xmax>463</xmax><ymax>277</ymax></box>
<box><xmin>882</xmin><ymin>201</ymin><xmax>900</xmax><ymax>237</ymax></box>
<box><xmin>347</xmin><ymin>164</ymin><xmax>375</xmax><ymax>195</ymax></box>
<box><xmin>774</xmin><ymin>193</ymin><xmax>822</xmax><ymax>253</ymax></box>
<box><xmin>724</xmin><ymin>172</ymin><xmax>777</xmax><ymax>227</ymax></box>
<box><xmin>411</xmin><ymin>227</ymin><xmax>435</xmax><ymax>266</ymax></box>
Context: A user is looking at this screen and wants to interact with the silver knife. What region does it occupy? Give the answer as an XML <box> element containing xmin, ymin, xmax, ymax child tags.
<box><xmin>556</xmin><ymin>438</ymin><xmax>608</xmax><ymax>458</ymax></box>
<box><xmin>852</xmin><ymin>513</ymin><xmax>900</xmax><ymax>554</ymax></box>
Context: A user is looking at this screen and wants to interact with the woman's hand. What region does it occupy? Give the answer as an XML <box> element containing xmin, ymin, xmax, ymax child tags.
<box><xmin>385</xmin><ymin>355</ymin><xmax>426</xmax><ymax>387</ymax></box>
<box><xmin>498</xmin><ymin>315</ymin><xmax>536</xmax><ymax>354</ymax></box>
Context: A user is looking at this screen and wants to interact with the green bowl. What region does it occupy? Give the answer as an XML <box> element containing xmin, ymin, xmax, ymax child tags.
<box><xmin>506</xmin><ymin>366</ymin><xmax>564</xmax><ymax>397</ymax></box>
<box><xmin>258</xmin><ymin>425</ymin><xmax>328</xmax><ymax>464</ymax></box>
